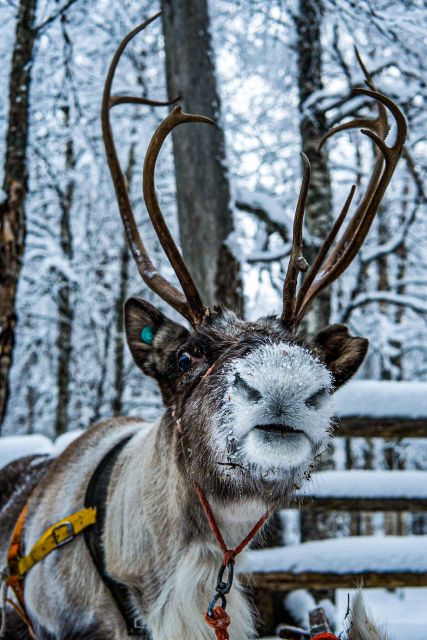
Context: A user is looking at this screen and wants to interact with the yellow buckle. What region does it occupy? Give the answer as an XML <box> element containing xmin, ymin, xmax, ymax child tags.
<box><xmin>51</xmin><ymin>522</ymin><xmax>74</xmax><ymax>547</ymax></box>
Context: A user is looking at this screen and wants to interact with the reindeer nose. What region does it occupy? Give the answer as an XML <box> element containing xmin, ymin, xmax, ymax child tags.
<box><xmin>233</xmin><ymin>373</ymin><xmax>262</xmax><ymax>402</ymax></box>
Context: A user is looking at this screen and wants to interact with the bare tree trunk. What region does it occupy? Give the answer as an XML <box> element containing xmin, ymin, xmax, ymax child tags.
<box><xmin>160</xmin><ymin>0</ymin><xmax>243</xmax><ymax>313</ymax></box>
<box><xmin>55</xmin><ymin>105</ymin><xmax>75</xmax><ymax>435</ymax></box>
<box><xmin>296</xmin><ymin>0</ymin><xmax>333</xmax><ymax>332</ymax></box>
<box><xmin>0</xmin><ymin>0</ymin><xmax>37</xmax><ymax>429</ymax></box>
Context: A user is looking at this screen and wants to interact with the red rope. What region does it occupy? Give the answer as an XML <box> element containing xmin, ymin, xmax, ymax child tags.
<box><xmin>312</xmin><ymin>635</ymin><xmax>340</xmax><ymax>640</ymax></box>
<box><xmin>194</xmin><ymin>482</ymin><xmax>271</xmax><ymax>566</ymax></box>
<box><xmin>194</xmin><ymin>482</ymin><xmax>272</xmax><ymax>640</ymax></box>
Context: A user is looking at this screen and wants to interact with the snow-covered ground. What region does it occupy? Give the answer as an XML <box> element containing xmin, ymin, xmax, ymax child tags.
<box><xmin>0</xmin><ymin>430</ymin><xmax>83</xmax><ymax>469</ymax></box>
<box><xmin>262</xmin><ymin>589</ymin><xmax>427</xmax><ymax>640</ymax></box>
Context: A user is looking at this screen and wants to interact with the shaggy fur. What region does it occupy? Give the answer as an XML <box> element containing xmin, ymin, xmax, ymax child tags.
<box><xmin>348</xmin><ymin>592</ymin><xmax>390</xmax><ymax>640</ymax></box>
<box><xmin>0</xmin><ymin>305</ymin><xmax>369</xmax><ymax>639</ymax></box>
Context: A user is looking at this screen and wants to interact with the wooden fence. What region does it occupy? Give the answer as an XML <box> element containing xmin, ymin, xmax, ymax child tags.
<box><xmin>242</xmin><ymin>404</ymin><xmax>427</xmax><ymax>633</ymax></box>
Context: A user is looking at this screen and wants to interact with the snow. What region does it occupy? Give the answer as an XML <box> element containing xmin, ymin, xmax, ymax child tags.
<box><xmin>235</xmin><ymin>186</ymin><xmax>294</xmax><ymax>233</ymax></box>
<box><xmin>334</xmin><ymin>380</ymin><xmax>427</xmax><ymax>419</ymax></box>
<box><xmin>336</xmin><ymin>588</ymin><xmax>427</xmax><ymax>640</ymax></box>
<box><xmin>0</xmin><ymin>434</ymin><xmax>53</xmax><ymax>468</ymax></box>
<box><xmin>0</xmin><ymin>430</ymin><xmax>83</xmax><ymax>469</ymax></box>
<box><xmin>297</xmin><ymin>470</ymin><xmax>427</xmax><ymax>499</ymax></box>
<box><xmin>241</xmin><ymin>536</ymin><xmax>427</xmax><ymax>574</ymax></box>
<box><xmin>284</xmin><ymin>589</ymin><xmax>316</xmax><ymax>626</ymax></box>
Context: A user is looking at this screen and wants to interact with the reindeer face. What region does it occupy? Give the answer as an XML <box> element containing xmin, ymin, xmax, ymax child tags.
<box><xmin>216</xmin><ymin>340</ymin><xmax>334</xmax><ymax>475</ymax></box>
<box><xmin>125</xmin><ymin>299</ymin><xmax>367</xmax><ymax>499</ymax></box>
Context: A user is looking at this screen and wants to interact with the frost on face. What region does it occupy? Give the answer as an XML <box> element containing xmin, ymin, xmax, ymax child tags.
<box><xmin>215</xmin><ymin>341</ymin><xmax>335</xmax><ymax>478</ymax></box>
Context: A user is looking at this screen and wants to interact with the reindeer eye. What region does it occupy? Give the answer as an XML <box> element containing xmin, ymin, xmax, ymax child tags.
<box><xmin>178</xmin><ymin>352</ymin><xmax>192</xmax><ymax>372</ymax></box>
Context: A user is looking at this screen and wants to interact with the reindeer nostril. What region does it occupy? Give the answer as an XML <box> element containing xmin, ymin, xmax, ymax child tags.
<box><xmin>233</xmin><ymin>373</ymin><xmax>262</xmax><ymax>402</ymax></box>
<box><xmin>305</xmin><ymin>388</ymin><xmax>329</xmax><ymax>409</ymax></box>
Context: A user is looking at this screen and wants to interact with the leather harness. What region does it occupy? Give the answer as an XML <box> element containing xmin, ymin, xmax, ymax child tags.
<box><xmin>3</xmin><ymin>436</ymin><xmax>145</xmax><ymax>638</ymax></box>
<box><xmin>3</xmin><ymin>432</ymin><xmax>286</xmax><ymax>640</ymax></box>
<box><xmin>83</xmin><ymin>436</ymin><xmax>146</xmax><ymax>636</ymax></box>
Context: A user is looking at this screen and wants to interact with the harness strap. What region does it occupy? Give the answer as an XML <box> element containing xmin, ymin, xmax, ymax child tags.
<box><xmin>4</xmin><ymin>498</ymin><xmax>95</xmax><ymax>639</ymax></box>
<box><xmin>17</xmin><ymin>508</ymin><xmax>96</xmax><ymax>577</ymax></box>
<box><xmin>84</xmin><ymin>437</ymin><xmax>146</xmax><ymax>637</ymax></box>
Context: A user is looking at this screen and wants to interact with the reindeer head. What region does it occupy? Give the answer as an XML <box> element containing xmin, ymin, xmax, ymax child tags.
<box><xmin>103</xmin><ymin>15</ymin><xmax>406</xmax><ymax>503</ymax></box>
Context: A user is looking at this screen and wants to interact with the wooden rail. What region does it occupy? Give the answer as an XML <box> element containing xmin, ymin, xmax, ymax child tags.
<box><xmin>290</xmin><ymin>496</ymin><xmax>427</xmax><ymax>511</ymax></box>
<box><xmin>242</xmin><ymin>570</ymin><xmax>427</xmax><ymax>591</ymax></box>
<box><xmin>336</xmin><ymin>416</ymin><xmax>427</xmax><ymax>438</ymax></box>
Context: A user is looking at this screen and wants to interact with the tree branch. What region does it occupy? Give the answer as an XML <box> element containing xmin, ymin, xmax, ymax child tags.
<box><xmin>35</xmin><ymin>0</ymin><xmax>80</xmax><ymax>33</ymax></box>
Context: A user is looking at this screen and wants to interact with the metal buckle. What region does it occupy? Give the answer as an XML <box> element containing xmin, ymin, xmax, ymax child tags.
<box><xmin>52</xmin><ymin>522</ymin><xmax>74</xmax><ymax>548</ymax></box>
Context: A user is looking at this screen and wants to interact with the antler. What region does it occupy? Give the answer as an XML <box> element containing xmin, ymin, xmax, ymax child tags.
<box><xmin>142</xmin><ymin>107</ymin><xmax>215</xmax><ymax>325</ymax></box>
<box><xmin>281</xmin><ymin>52</ymin><xmax>407</xmax><ymax>331</ymax></box>
<box><xmin>102</xmin><ymin>13</ymin><xmax>211</xmax><ymax>326</ymax></box>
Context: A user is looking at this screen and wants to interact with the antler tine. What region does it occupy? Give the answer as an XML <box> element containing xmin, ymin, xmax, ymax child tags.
<box><xmin>295</xmin><ymin>184</ymin><xmax>356</xmax><ymax>314</ymax></box>
<box><xmin>143</xmin><ymin>106</ymin><xmax>215</xmax><ymax>326</ymax></box>
<box><xmin>318</xmin><ymin>48</ymin><xmax>389</xmax><ymax>153</ymax></box>
<box><xmin>281</xmin><ymin>153</ymin><xmax>310</xmax><ymax>330</ymax></box>
<box><xmin>102</xmin><ymin>13</ymin><xmax>209</xmax><ymax>326</ymax></box>
<box><xmin>309</xmin><ymin>55</ymin><xmax>389</xmax><ymax>283</ymax></box>
<box><xmin>295</xmin><ymin>89</ymin><xmax>407</xmax><ymax>325</ymax></box>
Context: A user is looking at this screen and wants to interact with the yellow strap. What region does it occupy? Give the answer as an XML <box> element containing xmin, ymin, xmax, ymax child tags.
<box><xmin>17</xmin><ymin>507</ymin><xmax>97</xmax><ymax>577</ymax></box>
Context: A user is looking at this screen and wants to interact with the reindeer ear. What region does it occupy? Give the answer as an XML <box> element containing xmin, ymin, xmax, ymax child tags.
<box><xmin>311</xmin><ymin>324</ymin><xmax>368</xmax><ymax>389</ymax></box>
<box><xmin>124</xmin><ymin>297</ymin><xmax>189</xmax><ymax>381</ymax></box>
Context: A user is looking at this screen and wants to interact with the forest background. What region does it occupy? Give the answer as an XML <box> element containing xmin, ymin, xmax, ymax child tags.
<box><xmin>0</xmin><ymin>0</ymin><xmax>425</xmax><ymax>453</ymax></box>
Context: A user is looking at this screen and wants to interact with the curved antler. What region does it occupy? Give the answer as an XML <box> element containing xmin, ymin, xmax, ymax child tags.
<box><xmin>102</xmin><ymin>13</ymin><xmax>210</xmax><ymax>326</ymax></box>
<box><xmin>143</xmin><ymin>107</ymin><xmax>215</xmax><ymax>326</ymax></box>
<box><xmin>281</xmin><ymin>51</ymin><xmax>407</xmax><ymax>330</ymax></box>
<box><xmin>281</xmin><ymin>153</ymin><xmax>310</xmax><ymax>328</ymax></box>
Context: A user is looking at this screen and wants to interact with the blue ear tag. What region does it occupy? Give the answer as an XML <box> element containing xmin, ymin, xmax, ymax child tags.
<box><xmin>140</xmin><ymin>326</ymin><xmax>154</xmax><ymax>345</ymax></box>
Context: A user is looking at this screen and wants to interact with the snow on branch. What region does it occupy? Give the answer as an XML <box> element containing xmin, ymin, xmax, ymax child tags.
<box><xmin>235</xmin><ymin>187</ymin><xmax>293</xmax><ymax>242</ymax></box>
<box><xmin>346</xmin><ymin>291</ymin><xmax>427</xmax><ymax>316</ymax></box>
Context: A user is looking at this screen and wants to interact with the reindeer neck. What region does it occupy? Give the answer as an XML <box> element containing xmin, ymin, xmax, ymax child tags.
<box><xmin>102</xmin><ymin>415</ymin><xmax>267</xmax><ymax>584</ymax></box>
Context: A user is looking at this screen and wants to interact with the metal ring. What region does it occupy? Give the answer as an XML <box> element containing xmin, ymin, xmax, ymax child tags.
<box><xmin>215</xmin><ymin>561</ymin><xmax>234</xmax><ymax>595</ymax></box>
<box><xmin>207</xmin><ymin>592</ymin><xmax>227</xmax><ymax>618</ymax></box>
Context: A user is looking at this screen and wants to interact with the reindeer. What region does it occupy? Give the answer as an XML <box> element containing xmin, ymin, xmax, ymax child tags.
<box><xmin>0</xmin><ymin>14</ymin><xmax>406</xmax><ymax>640</ymax></box>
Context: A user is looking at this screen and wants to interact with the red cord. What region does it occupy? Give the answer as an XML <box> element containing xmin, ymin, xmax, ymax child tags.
<box><xmin>194</xmin><ymin>482</ymin><xmax>273</xmax><ymax>639</ymax></box>
<box><xmin>194</xmin><ymin>482</ymin><xmax>271</xmax><ymax>566</ymax></box>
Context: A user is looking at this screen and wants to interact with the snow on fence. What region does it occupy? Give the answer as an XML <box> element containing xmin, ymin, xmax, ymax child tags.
<box><xmin>334</xmin><ymin>381</ymin><xmax>427</xmax><ymax>420</ymax></box>
<box><xmin>291</xmin><ymin>470</ymin><xmax>427</xmax><ymax>511</ymax></box>
<box><xmin>240</xmin><ymin>536</ymin><xmax>427</xmax><ymax>590</ymax></box>
<box><xmin>334</xmin><ymin>380</ymin><xmax>427</xmax><ymax>437</ymax></box>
